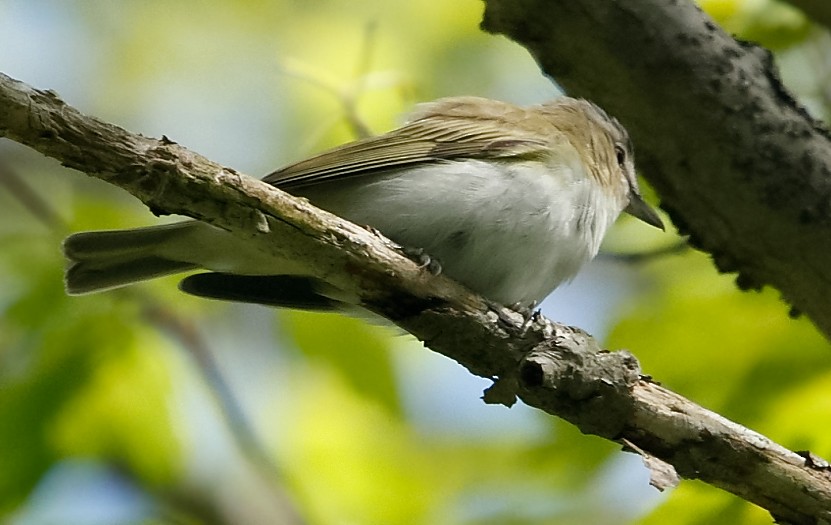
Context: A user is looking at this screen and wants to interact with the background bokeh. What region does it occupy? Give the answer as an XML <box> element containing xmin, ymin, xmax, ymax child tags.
<box><xmin>0</xmin><ymin>1</ymin><xmax>829</xmax><ymax>523</ymax></box>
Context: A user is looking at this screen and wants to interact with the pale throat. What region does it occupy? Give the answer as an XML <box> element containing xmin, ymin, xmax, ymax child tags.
<box><xmin>573</xmin><ymin>174</ymin><xmax>625</xmax><ymax>258</ymax></box>
<box><xmin>542</xmin><ymin>143</ymin><xmax>625</xmax><ymax>258</ymax></box>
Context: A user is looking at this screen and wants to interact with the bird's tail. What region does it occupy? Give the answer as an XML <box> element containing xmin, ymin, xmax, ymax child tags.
<box><xmin>63</xmin><ymin>222</ymin><xmax>200</xmax><ymax>295</ymax></box>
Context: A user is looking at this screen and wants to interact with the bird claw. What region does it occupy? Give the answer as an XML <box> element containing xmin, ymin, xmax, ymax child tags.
<box><xmin>401</xmin><ymin>246</ymin><xmax>442</xmax><ymax>276</ymax></box>
<box><xmin>510</xmin><ymin>301</ymin><xmax>540</xmax><ymax>326</ymax></box>
<box><xmin>362</xmin><ymin>225</ymin><xmax>442</xmax><ymax>275</ymax></box>
<box><xmin>487</xmin><ymin>300</ymin><xmax>540</xmax><ymax>331</ymax></box>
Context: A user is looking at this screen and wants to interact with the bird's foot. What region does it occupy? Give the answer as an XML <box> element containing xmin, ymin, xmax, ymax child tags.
<box><xmin>401</xmin><ymin>246</ymin><xmax>442</xmax><ymax>275</ymax></box>
<box><xmin>363</xmin><ymin>225</ymin><xmax>442</xmax><ymax>275</ymax></box>
<box><xmin>510</xmin><ymin>301</ymin><xmax>541</xmax><ymax>327</ymax></box>
<box><xmin>485</xmin><ymin>300</ymin><xmax>541</xmax><ymax>331</ymax></box>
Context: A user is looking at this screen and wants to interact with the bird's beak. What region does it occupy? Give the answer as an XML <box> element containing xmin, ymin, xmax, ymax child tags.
<box><xmin>625</xmin><ymin>193</ymin><xmax>664</xmax><ymax>230</ymax></box>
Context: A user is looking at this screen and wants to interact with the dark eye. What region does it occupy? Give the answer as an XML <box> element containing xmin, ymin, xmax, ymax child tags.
<box><xmin>615</xmin><ymin>144</ymin><xmax>626</xmax><ymax>167</ymax></box>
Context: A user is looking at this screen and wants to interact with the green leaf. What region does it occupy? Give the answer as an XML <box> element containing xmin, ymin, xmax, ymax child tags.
<box><xmin>279</xmin><ymin>311</ymin><xmax>402</xmax><ymax>414</ymax></box>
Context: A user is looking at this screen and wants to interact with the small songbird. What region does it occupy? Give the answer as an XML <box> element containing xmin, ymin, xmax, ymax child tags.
<box><xmin>63</xmin><ymin>96</ymin><xmax>663</xmax><ymax>310</ymax></box>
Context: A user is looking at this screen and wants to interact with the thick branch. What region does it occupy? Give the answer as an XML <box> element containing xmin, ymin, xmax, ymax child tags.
<box><xmin>2</xmin><ymin>72</ymin><xmax>830</xmax><ymax>522</ymax></box>
<box><xmin>482</xmin><ymin>0</ymin><xmax>831</xmax><ymax>341</ymax></box>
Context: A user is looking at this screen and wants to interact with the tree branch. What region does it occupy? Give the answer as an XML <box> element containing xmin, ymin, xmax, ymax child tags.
<box><xmin>482</xmin><ymin>0</ymin><xmax>831</xmax><ymax>341</ymax></box>
<box><xmin>2</xmin><ymin>71</ymin><xmax>830</xmax><ymax>522</ymax></box>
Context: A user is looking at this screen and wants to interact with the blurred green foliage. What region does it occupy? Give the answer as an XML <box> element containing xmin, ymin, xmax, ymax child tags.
<box><xmin>1</xmin><ymin>0</ymin><xmax>830</xmax><ymax>523</ymax></box>
<box><xmin>700</xmin><ymin>0</ymin><xmax>811</xmax><ymax>49</ymax></box>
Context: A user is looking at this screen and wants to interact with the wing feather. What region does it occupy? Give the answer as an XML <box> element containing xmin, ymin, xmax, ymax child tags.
<box><xmin>262</xmin><ymin>98</ymin><xmax>549</xmax><ymax>189</ymax></box>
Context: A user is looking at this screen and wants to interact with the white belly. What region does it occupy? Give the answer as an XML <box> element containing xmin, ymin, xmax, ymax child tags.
<box><xmin>298</xmin><ymin>159</ymin><xmax>621</xmax><ymax>306</ymax></box>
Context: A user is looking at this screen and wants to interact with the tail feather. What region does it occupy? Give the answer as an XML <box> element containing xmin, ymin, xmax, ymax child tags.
<box><xmin>63</xmin><ymin>222</ymin><xmax>199</xmax><ymax>295</ymax></box>
<box><xmin>179</xmin><ymin>273</ymin><xmax>340</xmax><ymax>310</ymax></box>
<box><xmin>66</xmin><ymin>257</ymin><xmax>197</xmax><ymax>295</ymax></box>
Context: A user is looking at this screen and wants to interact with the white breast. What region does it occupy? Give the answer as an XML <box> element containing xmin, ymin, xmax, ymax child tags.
<box><xmin>299</xmin><ymin>157</ymin><xmax>624</xmax><ymax>306</ymax></box>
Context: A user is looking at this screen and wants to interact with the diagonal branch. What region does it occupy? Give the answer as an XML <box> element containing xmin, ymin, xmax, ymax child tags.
<box><xmin>1</xmin><ymin>71</ymin><xmax>830</xmax><ymax>523</ymax></box>
<box><xmin>482</xmin><ymin>0</ymin><xmax>831</xmax><ymax>341</ymax></box>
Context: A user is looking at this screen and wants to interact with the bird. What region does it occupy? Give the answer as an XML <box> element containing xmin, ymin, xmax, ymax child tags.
<box><xmin>63</xmin><ymin>96</ymin><xmax>663</xmax><ymax>311</ymax></box>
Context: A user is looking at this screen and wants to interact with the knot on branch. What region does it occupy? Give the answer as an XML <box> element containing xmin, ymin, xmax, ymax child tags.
<box><xmin>518</xmin><ymin>331</ymin><xmax>641</xmax><ymax>439</ymax></box>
